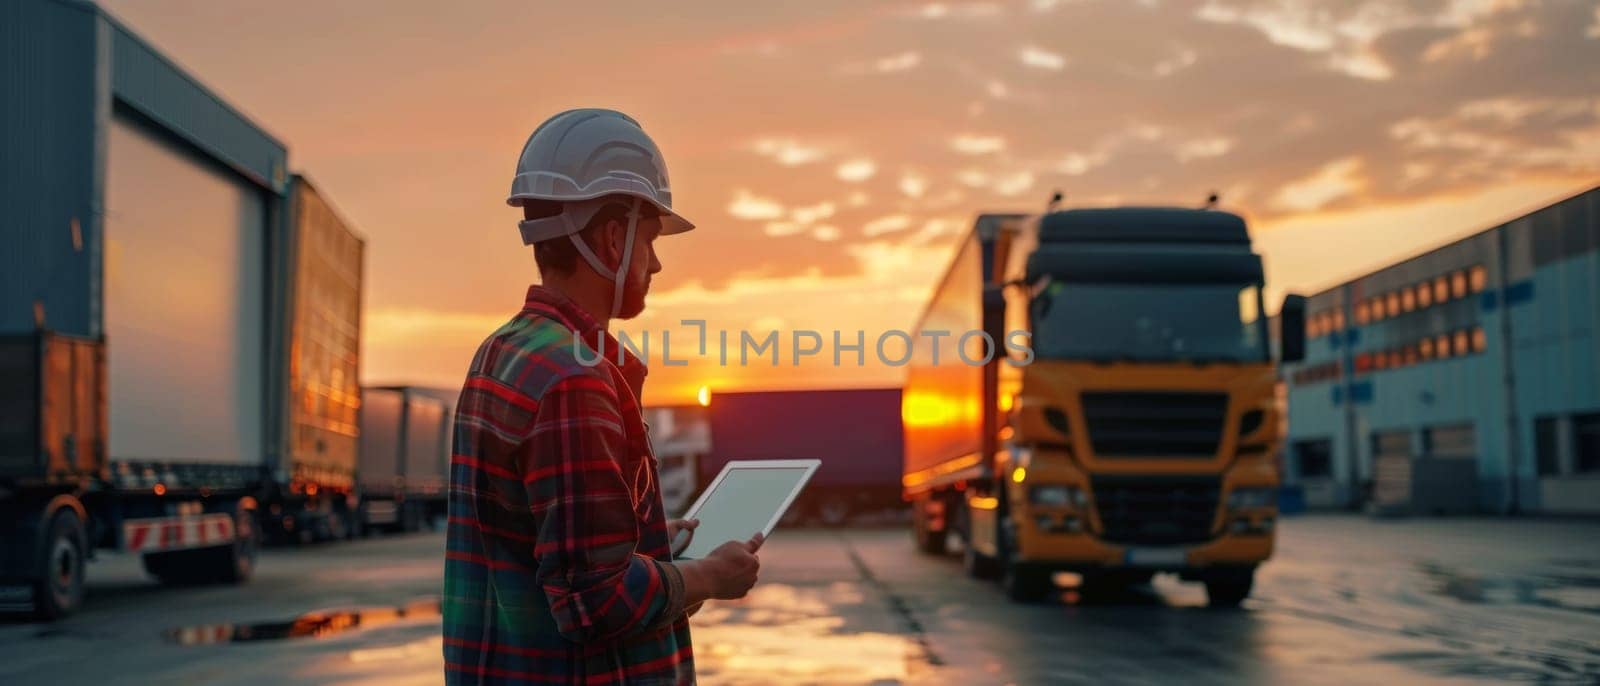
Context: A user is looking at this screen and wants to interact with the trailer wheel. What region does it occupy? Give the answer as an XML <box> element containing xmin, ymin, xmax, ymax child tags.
<box><xmin>910</xmin><ymin>497</ymin><xmax>947</xmax><ymax>555</ymax></box>
<box><xmin>34</xmin><ymin>510</ymin><xmax>87</xmax><ymax>620</ymax></box>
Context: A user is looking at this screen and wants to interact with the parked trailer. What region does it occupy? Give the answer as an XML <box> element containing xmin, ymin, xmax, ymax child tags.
<box><xmin>694</xmin><ymin>388</ymin><xmax>904</xmax><ymax>525</ymax></box>
<box><xmin>274</xmin><ymin>175</ymin><xmax>366</xmax><ymax>542</ymax></box>
<box><xmin>0</xmin><ymin>1</ymin><xmax>363</xmax><ymax>618</ymax></box>
<box><xmin>357</xmin><ymin>387</ymin><xmax>453</xmax><ymax>533</ymax></box>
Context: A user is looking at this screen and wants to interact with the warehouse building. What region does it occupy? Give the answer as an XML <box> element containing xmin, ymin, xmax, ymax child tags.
<box><xmin>1284</xmin><ymin>184</ymin><xmax>1600</xmax><ymax>515</ymax></box>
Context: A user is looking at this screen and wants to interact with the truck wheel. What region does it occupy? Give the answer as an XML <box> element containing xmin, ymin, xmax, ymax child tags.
<box><xmin>1002</xmin><ymin>562</ymin><xmax>1054</xmax><ymax>604</ymax></box>
<box><xmin>911</xmin><ymin>498</ymin><xmax>946</xmax><ymax>555</ymax></box>
<box><xmin>1204</xmin><ymin>566</ymin><xmax>1255</xmax><ymax>608</ymax></box>
<box><xmin>34</xmin><ymin>510</ymin><xmax>87</xmax><ymax>620</ymax></box>
<box><xmin>217</xmin><ymin>505</ymin><xmax>259</xmax><ymax>583</ymax></box>
<box><xmin>400</xmin><ymin>502</ymin><xmax>421</xmax><ymax>533</ymax></box>
<box><xmin>998</xmin><ymin>516</ymin><xmax>1053</xmax><ymax>602</ymax></box>
<box><xmin>343</xmin><ymin>507</ymin><xmax>363</xmax><ymax>540</ymax></box>
<box><xmin>962</xmin><ymin>542</ymin><xmax>1002</xmax><ymax>580</ymax></box>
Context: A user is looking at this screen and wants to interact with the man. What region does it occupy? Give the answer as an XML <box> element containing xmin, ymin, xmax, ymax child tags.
<box><xmin>444</xmin><ymin>109</ymin><xmax>762</xmax><ymax>685</ymax></box>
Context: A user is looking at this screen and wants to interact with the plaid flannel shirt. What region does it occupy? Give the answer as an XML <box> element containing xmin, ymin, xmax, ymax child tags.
<box><xmin>444</xmin><ymin>285</ymin><xmax>692</xmax><ymax>685</ymax></box>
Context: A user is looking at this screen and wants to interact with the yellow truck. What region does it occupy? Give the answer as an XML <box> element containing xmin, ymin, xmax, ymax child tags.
<box><xmin>904</xmin><ymin>209</ymin><xmax>1306</xmax><ymax>605</ymax></box>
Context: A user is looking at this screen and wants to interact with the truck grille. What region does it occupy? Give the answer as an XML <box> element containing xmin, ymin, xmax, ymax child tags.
<box><xmin>1081</xmin><ymin>391</ymin><xmax>1228</xmax><ymax>457</ymax></box>
<box><xmin>1092</xmin><ymin>476</ymin><xmax>1221</xmax><ymax>545</ymax></box>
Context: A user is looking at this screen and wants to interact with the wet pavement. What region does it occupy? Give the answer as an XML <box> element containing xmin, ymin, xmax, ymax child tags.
<box><xmin>2</xmin><ymin>515</ymin><xmax>1597</xmax><ymax>684</ymax></box>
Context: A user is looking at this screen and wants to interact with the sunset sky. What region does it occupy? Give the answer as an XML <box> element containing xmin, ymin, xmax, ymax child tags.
<box><xmin>102</xmin><ymin>0</ymin><xmax>1600</xmax><ymax>405</ymax></box>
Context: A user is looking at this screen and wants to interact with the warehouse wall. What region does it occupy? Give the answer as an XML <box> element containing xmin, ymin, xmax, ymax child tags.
<box><xmin>0</xmin><ymin>0</ymin><xmax>104</xmax><ymax>336</ymax></box>
<box><xmin>1286</xmin><ymin>185</ymin><xmax>1600</xmax><ymax>514</ymax></box>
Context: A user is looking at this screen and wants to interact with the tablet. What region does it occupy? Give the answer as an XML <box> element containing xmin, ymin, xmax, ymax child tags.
<box><xmin>673</xmin><ymin>459</ymin><xmax>820</xmax><ymax>560</ymax></box>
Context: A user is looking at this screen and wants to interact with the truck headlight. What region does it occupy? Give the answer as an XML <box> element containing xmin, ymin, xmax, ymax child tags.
<box><xmin>1227</xmin><ymin>487</ymin><xmax>1277</xmax><ymax>509</ymax></box>
<box><xmin>1030</xmin><ymin>485</ymin><xmax>1087</xmax><ymax>507</ymax></box>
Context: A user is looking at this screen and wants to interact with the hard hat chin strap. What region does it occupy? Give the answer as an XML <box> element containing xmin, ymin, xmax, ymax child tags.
<box><xmin>568</xmin><ymin>197</ymin><xmax>641</xmax><ymax>320</ymax></box>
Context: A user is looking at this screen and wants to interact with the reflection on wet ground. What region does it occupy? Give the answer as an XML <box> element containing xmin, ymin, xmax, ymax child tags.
<box><xmin>691</xmin><ymin>582</ymin><xmax>929</xmax><ymax>685</ymax></box>
<box><xmin>164</xmin><ymin>597</ymin><xmax>441</xmax><ymax>645</ymax></box>
<box><xmin>1417</xmin><ymin>559</ymin><xmax>1600</xmax><ymax>614</ymax></box>
<box><xmin>9</xmin><ymin>519</ymin><xmax>1600</xmax><ymax>685</ymax></box>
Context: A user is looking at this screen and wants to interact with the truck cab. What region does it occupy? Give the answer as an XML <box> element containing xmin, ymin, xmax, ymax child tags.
<box><xmin>905</xmin><ymin>208</ymin><xmax>1306</xmax><ymax>605</ymax></box>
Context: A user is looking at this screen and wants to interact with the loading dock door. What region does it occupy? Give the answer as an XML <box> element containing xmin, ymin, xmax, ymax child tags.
<box><xmin>103</xmin><ymin>116</ymin><xmax>265</xmax><ymax>465</ymax></box>
<box><xmin>1371</xmin><ymin>430</ymin><xmax>1413</xmax><ymax>512</ymax></box>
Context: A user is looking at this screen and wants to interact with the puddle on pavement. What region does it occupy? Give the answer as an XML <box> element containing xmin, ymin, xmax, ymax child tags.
<box><xmin>1416</xmin><ymin>561</ymin><xmax>1600</xmax><ymax>615</ymax></box>
<box><xmin>691</xmin><ymin>582</ymin><xmax>933</xmax><ymax>684</ymax></box>
<box><xmin>164</xmin><ymin>597</ymin><xmax>441</xmax><ymax>646</ymax></box>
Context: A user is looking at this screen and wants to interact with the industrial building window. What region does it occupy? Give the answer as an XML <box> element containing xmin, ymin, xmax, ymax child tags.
<box><xmin>1535</xmin><ymin>417</ymin><xmax>1561</xmax><ymax>476</ymax></box>
<box><xmin>1332</xmin><ymin>310</ymin><xmax>1345</xmax><ymax>330</ymax></box>
<box><xmin>1295</xmin><ymin>439</ymin><xmax>1334</xmax><ymax>478</ymax></box>
<box><xmin>1453</xmin><ymin>330</ymin><xmax>1470</xmax><ymax>356</ymax></box>
<box><xmin>1386</xmin><ymin>292</ymin><xmax>1402</xmax><ymax>318</ymax></box>
<box><xmin>1419</xmin><ymin>337</ymin><xmax>1435</xmax><ymax>359</ymax></box>
<box><xmin>1355</xmin><ymin>301</ymin><xmax>1370</xmax><ymax>324</ymax></box>
<box><xmin>1401</xmin><ymin>288</ymin><xmax>1417</xmax><ymax>312</ymax></box>
<box><xmin>1451</xmin><ymin>271</ymin><xmax>1468</xmax><ymax>299</ymax></box>
<box><xmin>1468</xmin><ymin>265</ymin><xmax>1488</xmax><ymax>292</ymax></box>
<box><xmin>1471</xmin><ymin>327</ymin><xmax>1487</xmax><ymax>353</ymax></box>
<box><xmin>1576</xmin><ymin>413</ymin><xmax>1600</xmax><ymax>474</ymax></box>
<box><xmin>1416</xmin><ymin>282</ymin><xmax>1433</xmax><ymax>308</ymax></box>
<box><xmin>1436</xmin><ymin>333</ymin><xmax>1454</xmax><ymax>359</ymax></box>
<box><xmin>1433</xmin><ymin>276</ymin><xmax>1450</xmax><ymax>303</ymax></box>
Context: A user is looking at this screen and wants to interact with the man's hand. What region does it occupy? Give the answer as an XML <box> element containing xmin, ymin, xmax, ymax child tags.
<box><xmin>667</xmin><ymin>518</ymin><xmax>699</xmax><ymax>557</ymax></box>
<box><xmin>674</xmin><ymin>533</ymin><xmax>763</xmax><ymax>604</ymax></box>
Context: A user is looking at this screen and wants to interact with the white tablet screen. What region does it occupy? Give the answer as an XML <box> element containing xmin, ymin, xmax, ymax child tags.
<box><xmin>678</xmin><ymin>462</ymin><xmax>815</xmax><ymax>560</ymax></box>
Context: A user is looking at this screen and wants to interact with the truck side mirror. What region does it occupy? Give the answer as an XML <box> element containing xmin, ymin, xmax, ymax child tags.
<box><xmin>1279</xmin><ymin>294</ymin><xmax>1307</xmax><ymax>363</ymax></box>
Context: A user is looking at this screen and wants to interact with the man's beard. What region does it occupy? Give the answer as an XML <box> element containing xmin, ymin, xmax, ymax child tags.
<box><xmin>616</xmin><ymin>278</ymin><xmax>650</xmax><ymax>320</ymax></box>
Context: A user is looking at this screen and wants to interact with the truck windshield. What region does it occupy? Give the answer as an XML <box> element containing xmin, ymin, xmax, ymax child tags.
<box><xmin>1031</xmin><ymin>281</ymin><xmax>1268</xmax><ymax>363</ymax></box>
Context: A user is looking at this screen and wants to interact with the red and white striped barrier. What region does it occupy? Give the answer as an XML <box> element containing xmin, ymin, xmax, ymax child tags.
<box><xmin>124</xmin><ymin>513</ymin><xmax>235</xmax><ymax>554</ymax></box>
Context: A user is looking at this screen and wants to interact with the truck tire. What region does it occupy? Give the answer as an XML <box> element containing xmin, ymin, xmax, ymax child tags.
<box><xmin>910</xmin><ymin>497</ymin><xmax>946</xmax><ymax>555</ymax></box>
<box><xmin>1002</xmin><ymin>562</ymin><xmax>1054</xmax><ymax>603</ymax></box>
<box><xmin>400</xmin><ymin>501</ymin><xmax>422</xmax><ymax>533</ymax></box>
<box><xmin>1000</xmin><ymin>519</ymin><xmax>1053</xmax><ymax>603</ymax></box>
<box><xmin>325</xmin><ymin>507</ymin><xmax>349</xmax><ymax>541</ymax></box>
<box><xmin>1204</xmin><ymin>566</ymin><xmax>1255</xmax><ymax>608</ymax></box>
<box><xmin>962</xmin><ymin>542</ymin><xmax>1002</xmax><ymax>580</ymax></box>
<box><xmin>34</xmin><ymin>510</ymin><xmax>87</xmax><ymax>620</ymax></box>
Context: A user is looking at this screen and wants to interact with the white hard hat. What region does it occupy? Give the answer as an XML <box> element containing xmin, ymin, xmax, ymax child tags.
<box><xmin>509</xmin><ymin>108</ymin><xmax>694</xmax><ymax>245</ymax></box>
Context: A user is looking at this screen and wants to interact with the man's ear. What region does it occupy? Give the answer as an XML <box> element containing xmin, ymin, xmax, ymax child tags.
<box><xmin>601</xmin><ymin>218</ymin><xmax>626</xmax><ymax>261</ymax></box>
